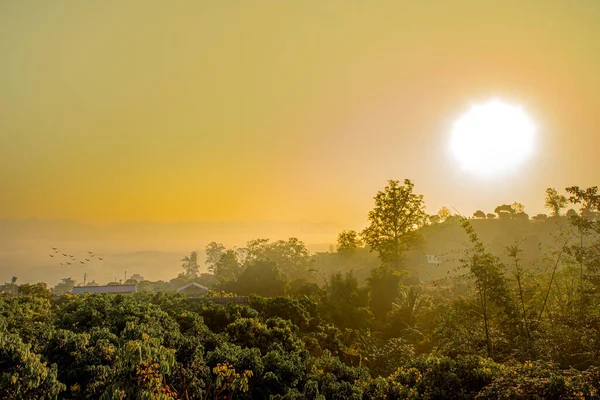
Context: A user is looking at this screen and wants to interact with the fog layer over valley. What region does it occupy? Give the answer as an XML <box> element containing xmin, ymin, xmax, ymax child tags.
<box><xmin>0</xmin><ymin>219</ymin><xmax>338</xmax><ymax>284</ymax></box>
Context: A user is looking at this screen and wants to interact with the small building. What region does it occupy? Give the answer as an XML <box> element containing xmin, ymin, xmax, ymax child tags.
<box><xmin>71</xmin><ymin>284</ymin><xmax>137</xmax><ymax>295</ymax></box>
<box><xmin>176</xmin><ymin>282</ymin><xmax>209</xmax><ymax>296</ymax></box>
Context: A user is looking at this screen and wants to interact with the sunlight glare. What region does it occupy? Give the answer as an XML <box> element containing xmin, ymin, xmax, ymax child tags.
<box><xmin>450</xmin><ymin>100</ymin><xmax>536</xmax><ymax>177</ymax></box>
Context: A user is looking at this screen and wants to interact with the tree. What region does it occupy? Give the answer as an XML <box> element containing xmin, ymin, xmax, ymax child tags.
<box><xmin>512</xmin><ymin>202</ymin><xmax>526</xmax><ymax>214</ymax></box>
<box><xmin>362</xmin><ymin>179</ymin><xmax>428</xmax><ymax>269</ymax></box>
<box><xmin>129</xmin><ymin>274</ymin><xmax>144</xmax><ymax>283</ymax></box>
<box><xmin>181</xmin><ymin>251</ymin><xmax>200</xmax><ymax>278</ymax></box>
<box><xmin>0</xmin><ymin>325</ymin><xmax>65</xmax><ymax>399</ymax></box>
<box><xmin>486</xmin><ymin>213</ymin><xmax>496</xmax><ymax>219</ymax></box>
<box><xmin>242</xmin><ymin>237</ymin><xmax>313</xmax><ymax>281</ymax></box>
<box><xmin>319</xmin><ymin>272</ymin><xmax>373</xmax><ymax>329</ymax></box>
<box><xmin>437</xmin><ymin>206</ymin><xmax>452</xmax><ymax>222</ymax></box>
<box><xmin>367</xmin><ymin>266</ymin><xmax>405</xmax><ymax>321</ymax></box>
<box><xmin>214</xmin><ymin>250</ymin><xmax>242</xmax><ymax>285</ymax></box>
<box><xmin>494</xmin><ymin>204</ymin><xmax>515</xmax><ymax>219</ymax></box>
<box><xmin>545</xmin><ymin>188</ymin><xmax>568</xmax><ymax>217</ymax></box>
<box><xmin>336</xmin><ymin>230</ymin><xmax>362</xmax><ymax>256</ymax></box>
<box><xmin>205</xmin><ymin>242</ymin><xmax>226</xmax><ymax>273</ymax></box>
<box><xmin>460</xmin><ymin>219</ymin><xmax>513</xmax><ymax>357</ymax></box>
<box><xmin>53</xmin><ymin>278</ymin><xmax>75</xmax><ymax>295</ymax></box>
<box><xmin>473</xmin><ymin>210</ymin><xmax>486</xmax><ymax>219</ymax></box>
<box><xmin>230</xmin><ymin>260</ymin><xmax>288</xmax><ymax>297</ymax></box>
<box><xmin>18</xmin><ymin>283</ymin><xmax>52</xmax><ymax>298</ymax></box>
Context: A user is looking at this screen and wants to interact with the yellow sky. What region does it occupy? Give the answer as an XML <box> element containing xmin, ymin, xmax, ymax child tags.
<box><xmin>2</xmin><ymin>1</ymin><xmax>600</xmax><ymax>226</ymax></box>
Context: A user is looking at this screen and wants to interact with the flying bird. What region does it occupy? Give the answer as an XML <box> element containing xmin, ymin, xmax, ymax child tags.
<box><xmin>80</xmin><ymin>261</ymin><xmax>85</xmax><ymax>264</ymax></box>
<box><xmin>66</xmin><ymin>262</ymin><xmax>71</xmax><ymax>265</ymax></box>
<box><xmin>98</xmin><ymin>257</ymin><xmax>103</xmax><ymax>261</ymax></box>
<box><xmin>88</xmin><ymin>251</ymin><xmax>93</xmax><ymax>254</ymax></box>
<box><xmin>52</xmin><ymin>247</ymin><xmax>58</xmax><ymax>250</ymax></box>
<box><xmin>60</xmin><ymin>263</ymin><xmax>63</xmax><ymax>265</ymax></box>
<box><xmin>49</xmin><ymin>254</ymin><xmax>54</xmax><ymax>257</ymax></box>
<box><xmin>62</xmin><ymin>253</ymin><xmax>68</xmax><ymax>256</ymax></box>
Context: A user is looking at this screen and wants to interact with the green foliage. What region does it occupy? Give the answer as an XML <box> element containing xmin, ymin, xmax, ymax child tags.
<box><xmin>214</xmin><ymin>249</ymin><xmax>243</xmax><ymax>285</ymax></box>
<box><xmin>0</xmin><ymin>322</ymin><xmax>65</xmax><ymax>399</ymax></box>
<box><xmin>229</xmin><ymin>260</ymin><xmax>288</xmax><ymax>297</ymax></box>
<box><xmin>362</xmin><ymin>179</ymin><xmax>428</xmax><ymax>269</ymax></box>
<box><xmin>319</xmin><ymin>272</ymin><xmax>373</xmax><ymax>330</ymax></box>
<box><xmin>367</xmin><ymin>266</ymin><xmax>405</xmax><ymax>321</ymax></box>
<box><xmin>336</xmin><ymin>230</ymin><xmax>362</xmax><ymax>256</ymax></box>
<box><xmin>18</xmin><ymin>282</ymin><xmax>52</xmax><ymax>298</ymax></box>
<box><xmin>5</xmin><ymin>184</ymin><xmax>600</xmax><ymax>398</ymax></box>
<box><xmin>545</xmin><ymin>187</ymin><xmax>568</xmax><ymax>217</ymax></box>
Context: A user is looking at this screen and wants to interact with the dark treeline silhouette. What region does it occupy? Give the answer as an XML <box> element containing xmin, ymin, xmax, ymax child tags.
<box><xmin>1</xmin><ymin>182</ymin><xmax>600</xmax><ymax>398</ymax></box>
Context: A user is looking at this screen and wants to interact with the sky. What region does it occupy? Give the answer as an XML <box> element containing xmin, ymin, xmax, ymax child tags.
<box><xmin>2</xmin><ymin>1</ymin><xmax>600</xmax><ymax>229</ymax></box>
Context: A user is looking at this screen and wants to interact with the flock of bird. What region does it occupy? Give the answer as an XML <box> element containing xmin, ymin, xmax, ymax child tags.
<box><xmin>49</xmin><ymin>247</ymin><xmax>104</xmax><ymax>266</ymax></box>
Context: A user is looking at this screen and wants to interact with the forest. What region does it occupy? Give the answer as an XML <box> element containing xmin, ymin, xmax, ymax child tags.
<box><xmin>2</xmin><ymin>181</ymin><xmax>600</xmax><ymax>399</ymax></box>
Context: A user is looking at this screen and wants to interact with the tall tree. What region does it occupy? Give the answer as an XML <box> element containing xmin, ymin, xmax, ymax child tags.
<box><xmin>545</xmin><ymin>188</ymin><xmax>568</xmax><ymax>217</ymax></box>
<box><xmin>460</xmin><ymin>219</ymin><xmax>513</xmax><ymax>357</ymax></box>
<box><xmin>181</xmin><ymin>251</ymin><xmax>200</xmax><ymax>278</ymax></box>
<box><xmin>214</xmin><ymin>249</ymin><xmax>242</xmax><ymax>285</ymax></box>
<box><xmin>205</xmin><ymin>242</ymin><xmax>226</xmax><ymax>273</ymax></box>
<box><xmin>362</xmin><ymin>179</ymin><xmax>427</xmax><ymax>269</ymax></box>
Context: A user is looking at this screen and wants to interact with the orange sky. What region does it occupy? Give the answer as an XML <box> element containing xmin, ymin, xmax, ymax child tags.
<box><xmin>1</xmin><ymin>1</ymin><xmax>600</xmax><ymax>228</ymax></box>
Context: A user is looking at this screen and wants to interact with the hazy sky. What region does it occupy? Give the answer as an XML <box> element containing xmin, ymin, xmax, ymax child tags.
<box><xmin>2</xmin><ymin>1</ymin><xmax>600</xmax><ymax>227</ymax></box>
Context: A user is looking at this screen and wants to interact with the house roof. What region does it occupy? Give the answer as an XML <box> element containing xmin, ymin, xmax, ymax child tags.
<box><xmin>176</xmin><ymin>282</ymin><xmax>209</xmax><ymax>293</ymax></box>
<box><xmin>71</xmin><ymin>285</ymin><xmax>137</xmax><ymax>294</ymax></box>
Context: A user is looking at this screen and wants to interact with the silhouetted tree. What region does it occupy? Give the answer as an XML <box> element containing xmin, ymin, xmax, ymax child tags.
<box><xmin>437</xmin><ymin>206</ymin><xmax>452</xmax><ymax>222</ymax></box>
<box><xmin>336</xmin><ymin>230</ymin><xmax>362</xmax><ymax>256</ymax></box>
<box><xmin>494</xmin><ymin>204</ymin><xmax>515</xmax><ymax>219</ymax></box>
<box><xmin>545</xmin><ymin>188</ymin><xmax>568</xmax><ymax>217</ymax></box>
<box><xmin>242</xmin><ymin>237</ymin><xmax>312</xmax><ymax>281</ymax></box>
<box><xmin>181</xmin><ymin>251</ymin><xmax>200</xmax><ymax>278</ymax></box>
<box><xmin>473</xmin><ymin>210</ymin><xmax>486</xmax><ymax>219</ymax></box>
<box><xmin>512</xmin><ymin>202</ymin><xmax>526</xmax><ymax>214</ymax></box>
<box><xmin>231</xmin><ymin>260</ymin><xmax>287</xmax><ymax>297</ymax></box>
<box><xmin>214</xmin><ymin>249</ymin><xmax>242</xmax><ymax>284</ymax></box>
<box><xmin>362</xmin><ymin>179</ymin><xmax>427</xmax><ymax>269</ymax></box>
<box><xmin>52</xmin><ymin>278</ymin><xmax>75</xmax><ymax>295</ymax></box>
<box><xmin>205</xmin><ymin>242</ymin><xmax>225</xmax><ymax>273</ymax></box>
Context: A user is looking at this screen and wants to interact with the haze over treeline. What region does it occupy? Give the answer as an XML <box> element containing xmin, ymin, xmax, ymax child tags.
<box><xmin>2</xmin><ymin>180</ymin><xmax>599</xmax><ymax>399</ymax></box>
<box><xmin>1</xmin><ymin>182</ymin><xmax>592</xmax><ymax>290</ymax></box>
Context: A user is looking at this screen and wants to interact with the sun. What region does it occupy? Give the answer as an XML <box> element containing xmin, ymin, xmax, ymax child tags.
<box><xmin>450</xmin><ymin>100</ymin><xmax>536</xmax><ymax>176</ymax></box>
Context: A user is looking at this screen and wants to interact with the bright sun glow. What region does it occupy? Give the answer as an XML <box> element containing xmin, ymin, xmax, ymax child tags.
<box><xmin>450</xmin><ymin>100</ymin><xmax>536</xmax><ymax>176</ymax></box>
